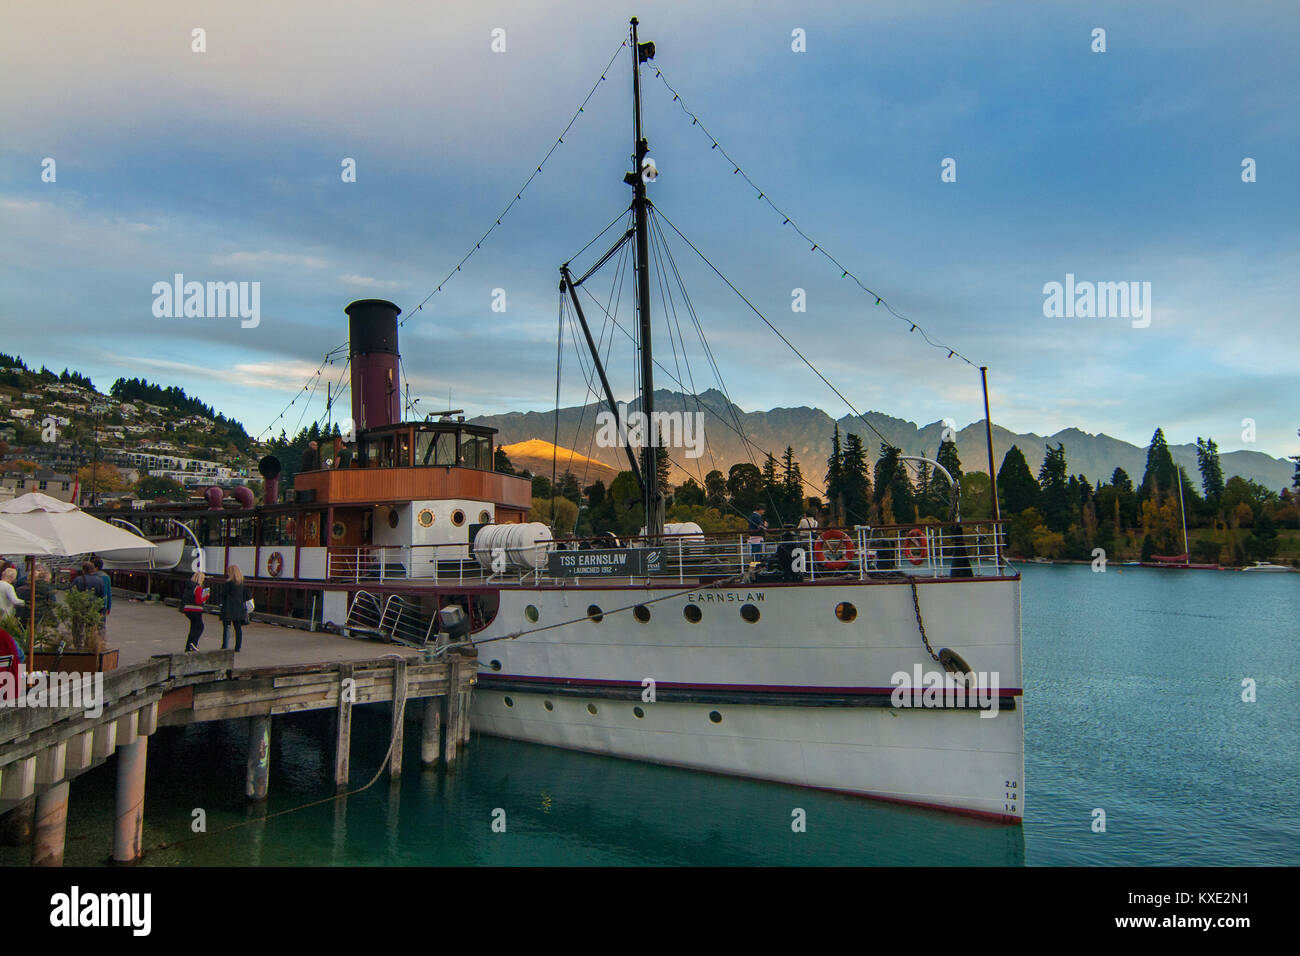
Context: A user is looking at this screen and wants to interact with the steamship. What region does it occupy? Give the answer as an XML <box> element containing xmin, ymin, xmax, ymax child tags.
<box><xmin>98</xmin><ymin>20</ymin><xmax>1024</xmax><ymax>822</ymax></box>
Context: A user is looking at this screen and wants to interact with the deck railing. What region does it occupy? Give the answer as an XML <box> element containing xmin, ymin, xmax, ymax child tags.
<box><xmin>322</xmin><ymin>521</ymin><xmax>1008</xmax><ymax>586</ymax></box>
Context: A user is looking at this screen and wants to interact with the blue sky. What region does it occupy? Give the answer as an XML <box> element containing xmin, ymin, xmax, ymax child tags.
<box><xmin>1</xmin><ymin>0</ymin><xmax>1296</xmax><ymax>462</ymax></box>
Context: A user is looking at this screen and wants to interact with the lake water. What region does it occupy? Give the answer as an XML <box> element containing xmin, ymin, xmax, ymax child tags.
<box><xmin>4</xmin><ymin>565</ymin><xmax>1296</xmax><ymax>866</ymax></box>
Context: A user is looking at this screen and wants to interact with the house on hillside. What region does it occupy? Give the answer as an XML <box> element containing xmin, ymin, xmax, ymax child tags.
<box><xmin>0</xmin><ymin>468</ymin><xmax>75</xmax><ymax>503</ymax></box>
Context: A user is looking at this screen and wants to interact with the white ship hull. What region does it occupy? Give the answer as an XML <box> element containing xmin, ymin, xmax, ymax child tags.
<box><xmin>470</xmin><ymin>576</ymin><xmax>1024</xmax><ymax>822</ymax></box>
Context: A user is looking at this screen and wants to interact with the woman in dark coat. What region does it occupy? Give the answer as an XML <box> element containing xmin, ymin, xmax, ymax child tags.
<box><xmin>219</xmin><ymin>565</ymin><xmax>250</xmax><ymax>652</ymax></box>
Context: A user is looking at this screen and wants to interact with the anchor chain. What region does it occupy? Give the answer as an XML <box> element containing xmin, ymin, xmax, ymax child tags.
<box><xmin>908</xmin><ymin>578</ymin><xmax>941</xmax><ymax>663</ymax></box>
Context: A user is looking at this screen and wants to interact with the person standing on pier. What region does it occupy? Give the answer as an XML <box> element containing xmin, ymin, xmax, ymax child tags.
<box><xmin>0</xmin><ymin>567</ymin><xmax>24</xmax><ymax>618</ymax></box>
<box><xmin>182</xmin><ymin>571</ymin><xmax>210</xmax><ymax>652</ymax></box>
<box><xmin>219</xmin><ymin>565</ymin><xmax>250</xmax><ymax>652</ymax></box>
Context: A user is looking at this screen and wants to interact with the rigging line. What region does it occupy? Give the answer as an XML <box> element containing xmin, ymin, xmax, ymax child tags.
<box><xmin>574</xmin><ymin>280</ymin><xmax>828</xmax><ymax>506</ymax></box>
<box><xmin>571</xmin><ymin>224</ymin><xmax>633</xmax><ymax>493</ymax></box>
<box><xmin>651</xmin><ymin>65</ymin><xmax>978</xmax><ymax>368</ymax></box>
<box><xmin>653</xmin><ymin>206</ymin><xmax>896</xmax><ymax>455</ymax></box>
<box><xmin>398</xmin><ymin>39</ymin><xmax>629</xmax><ymax>329</ymax></box>
<box><xmin>255</xmin><ymin>345</ymin><xmax>344</xmax><ymax>440</ymax></box>
<box><xmin>567</xmin><ymin>204</ymin><xmax>636</xmax><ymax>271</ymax></box>
<box><xmin>647</xmin><ymin>212</ymin><xmax>709</xmax><ymax>492</ymax></box>
<box><xmin>649</xmin><ymin>211</ymin><xmax>760</xmax><ymax>475</ymax></box>
<box><xmin>289</xmin><ymin>365</ymin><xmax>326</xmax><ymax>439</ymax></box>
<box><xmin>551</xmin><ymin>294</ymin><xmax>564</xmax><ymax>528</ymax></box>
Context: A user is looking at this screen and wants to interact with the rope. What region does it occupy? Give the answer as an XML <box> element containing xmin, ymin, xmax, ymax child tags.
<box><xmin>143</xmin><ymin>653</ymin><xmax>420</xmax><ymax>856</ymax></box>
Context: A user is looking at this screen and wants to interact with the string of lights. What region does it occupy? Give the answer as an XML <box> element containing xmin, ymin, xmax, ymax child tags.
<box><xmin>651</xmin><ymin>66</ymin><xmax>978</xmax><ymax>368</ymax></box>
<box><xmin>255</xmin><ymin>342</ymin><xmax>348</xmax><ymax>441</ymax></box>
<box><xmin>257</xmin><ymin>41</ymin><xmax>629</xmax><ymax>442</ymax></box>
<box><xmin>398</xmin><ymin>39</ymin><xmax>629</xmax><ymax>329</ymax></box>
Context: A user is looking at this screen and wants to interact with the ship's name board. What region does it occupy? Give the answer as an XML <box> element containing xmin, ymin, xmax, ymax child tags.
<box><xmin>547</xmin><ymin>548</ymin><xmax>666</xmax><ymax>577</ymax></box>
<box><xmin>686</xmin><ymin>591</ymin><xmax>766</xmax><ymax>602</ymax></box>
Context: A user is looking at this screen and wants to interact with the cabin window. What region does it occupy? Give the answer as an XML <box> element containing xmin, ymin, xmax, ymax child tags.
<box><xmin>460</xmin><ymin>433</ymin><xmax>491</xmax><ymax>470</ymax></box>
<box><xmin>262</xmin><ymin>513</ymin><xmax>295</xmax><ymax>546</ymax></box>
<box><xmin>417</xmin><ymin>508</ymin><xmax>434</xmax><ymax>528</ymax></box>
<box><xmin>416</xmin><ymin>430</ymin><xmax>458</xmax><ymax>467</ymax></box>
<box><xmin>397</xmin><ymin>432</ymin><xmax>411</xmax><ymax>467</ymax></box>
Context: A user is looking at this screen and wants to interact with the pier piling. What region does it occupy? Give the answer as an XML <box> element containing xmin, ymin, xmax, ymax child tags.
<box><xmin>443</xmin><ymin>658</ymin><xmax>463</xmax><ymax>767</ymax></box>
<box><xmin>0</xmin><ymin>797</ymin><xmax>35</xmax><ymax>846</ymax></box>
<box><xmin>421</xmin><ymin>697</ymin><xmax>441</xmax><ymax>767</ymax></box>
<box><xmin>32</xmin><ymin>781</ymin><xmax>69</xmax><ymax>867</ymax></box>
<box><xmin>334</xmin><ymin>663</ymin><xmax>353</xmax><ymax>790</ymax></box>
<box><xmin>113</xmin><ymin>737</ymin><xmax>148</xmax><ymax>863</ymax></box>
<box><xmin>245</xmin><ymin>714</ymin><xmax>271</xmax><ymax>802</ymax></box>
<box><xmin>389</xmin><ymin>658</ymin><xmax>407</xmax><ymax>778</ymax></box>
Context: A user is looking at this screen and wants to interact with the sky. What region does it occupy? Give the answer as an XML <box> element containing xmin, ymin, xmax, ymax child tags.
<box><xmin>1</xmin><ymin>0</ymin><xmax>1296</xmax><ymax>462</ymax></box>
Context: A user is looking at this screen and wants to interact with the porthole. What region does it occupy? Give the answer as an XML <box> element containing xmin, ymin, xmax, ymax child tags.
<box><xmin>331</xmin><ymin>520</ymin><xmax>346</xmax><ymax>539</ymax></box>
<box><xmin>524</xmin><ymin>604</ymin><xmax>539</xmax><ymax>623</ymax></box>
<box><xmin>504</xmin><ymin>696</ymin><xmax>514</xmax><ymax>708</ymax></box>
<box><xmin>683</xmin><ymin>604</ymin><xmax>702</xmax><ymax>623</ymax></box>
<box><xmin>417</xmin><ymin>508</ymin><xmax>434</xmax><ymax>528</ymax></box>
<box><xmin>488</xmin><ymin>659</ymin><xmax>502</xmax><ymax>671</ymax></box>
<box><xmin>451</xmin><ymin>509</ymin><xmax>466</xmax><ymax>526</ymax></box>
<box><xmin>586</xmin><ymin>703</ymin><xmax>598</xmax><ymax>716</ymax></box>
<box><xmin>835</xmin><ymin>601</ymin><xmax>858</xmax><ymax>622</ymax></box>
<box><xmin>387</xmin><ymin>508</ymin><xmax>399</xmax><ymax>529</ymax></box>
<box><xmin>709</xmin><ymin>710</ymin><xmax>723</xmax><ymax>724</ymax></box>
<box><xmin>740</xmin><ymin>603</ymin><xmax>760</xmax><ymax>623</ymax></box>
<box><xmin>544</xmin><ymin>700</ymin><xmax>554</xmax><ymax>711</ymax></box>
<box><xmin>633</xmin><ymin>604</ymin><xmax>651</xmax><ymax>623</ymax></box>
<box><xmin>633</xmin><ymin>706</ymin><xmax>645</xmax><ymax>719</ymax></box>
<box><xmin>587</xmin><ymin>604</ymin><xmax>604</xmax><ymax>623</ymax></box>
<box><xmin>479</xmin><ymin>510</ymin><xmax>491</xmax><ymax>524</ymax></box>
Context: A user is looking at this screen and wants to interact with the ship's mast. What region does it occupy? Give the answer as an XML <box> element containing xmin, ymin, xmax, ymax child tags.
<box><xmin>628</xmin><ymin>17</ymin><xmax>663</xmax><ymax>536</ymax></box>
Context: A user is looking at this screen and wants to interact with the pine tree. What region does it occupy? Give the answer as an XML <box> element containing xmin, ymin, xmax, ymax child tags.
<box><xmin>872</xmin><ymin>443</ymin><xmax>912</xmax><ymax>523</ymax></box>
<box><xmin>997</xmin><ymin>445</ymin><xmax>1039</xmax><ymax>515</ymax></box>
<box><xmin>1037</xmin><ymin>443</ymin><xmax>1071</xmax><ymax>532</ymax></box>
<box><xmin>840</xmin><ymin>434</ymin><xmax>872</xmax><ymax>524</ymax></box>
<box><xmin>825</xmin><ymin>425</ymin><xmax>845</xmax><ymax>526</ymax></box>
<box><xmin>781</xmin><ymin>446</ymin><xmax>804</xmax><ymax>521</ymax></box>
<box><xmin>1139</xmin><ymin>427</ymin><xmax>1178</xmax><ymax>506</ymax></box>
<box><xmin>1195</xmin><ymin>437</ymin><xmax>1225</xmax><ymax>504</ymax></box>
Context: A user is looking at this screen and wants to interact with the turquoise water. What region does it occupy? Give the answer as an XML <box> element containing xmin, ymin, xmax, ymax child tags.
<box><xmin>3</xmin><ymin>565</ymin><xmax>1296</xmax><ymax>866</ymax></box>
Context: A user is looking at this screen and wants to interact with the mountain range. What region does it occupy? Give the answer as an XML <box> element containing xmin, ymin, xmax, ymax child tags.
<box><xmin>473</xmin><ymin>388</ymin><xmax>1296</xmax><ymax>492</ymax></box>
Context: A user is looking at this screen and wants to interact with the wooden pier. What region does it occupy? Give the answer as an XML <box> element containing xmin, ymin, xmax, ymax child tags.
<box><xmin>0</xmin><ymin>599</ymin><xmax>476</xmax><ymax>865</ymax></box>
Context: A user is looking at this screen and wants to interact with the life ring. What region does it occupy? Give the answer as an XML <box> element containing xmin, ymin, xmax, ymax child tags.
<box><xmin>902</xmin><ymin>528</ymin><xmax>928</xmax><ymax>566</ymax></box>
<box><xmin>267</xmin><ymin>552</ymin><xmax>285</xmax><ymax>577</ymax></box>
<box><xmin>814</xmin><ymin>529</ymin><xmax>856</xmax><ymax>571</ymax></box>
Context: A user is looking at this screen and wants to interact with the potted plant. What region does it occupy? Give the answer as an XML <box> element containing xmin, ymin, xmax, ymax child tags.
<box><xmin>30</xmin><ymin>588</ymin><xmax>118</xmax><ymax>673</ymax></box>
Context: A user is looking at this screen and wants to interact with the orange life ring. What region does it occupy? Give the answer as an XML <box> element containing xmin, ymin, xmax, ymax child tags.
<box><xmin>267</xmin><ymin>552</ymin><xmax>285</xmax><ymax>577</ymax></box>
<box><xmin>814</xmin><ymin>529</ymin><xmax>856</xmax><ymax>571</ymax></box>
<box><xmin>902</xmin><ymin>528</ymin><xmax>928</xmax><ymax>566</ymax></box>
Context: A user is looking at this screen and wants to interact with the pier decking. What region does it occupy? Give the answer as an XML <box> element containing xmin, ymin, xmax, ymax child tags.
<box><xmin>0</xmin><ymin>599</ymin><xmax>476</xmax><ymax>866</ymax></box>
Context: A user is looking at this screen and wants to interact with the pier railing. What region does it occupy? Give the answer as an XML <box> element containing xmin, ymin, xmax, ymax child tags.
<box><xmin>322</xmin><ymin>521</ymin><xmax>1008</xmax><ymax>586</ymax></box>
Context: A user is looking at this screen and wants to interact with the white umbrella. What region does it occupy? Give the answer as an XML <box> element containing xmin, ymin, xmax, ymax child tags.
<box><xmin>0</xmin><ymin>516</ymin><xmax>59</xmax><ymax>556</ymax></box>
<box><xmin>0</xmin><ymin>493</ymin><xmax>156</xmax><ymax>669</ymax></box>
<box><xmin>0</xmin><ymin>493</ymin><xmax>156</xmax><ymax>556</ymax></box>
